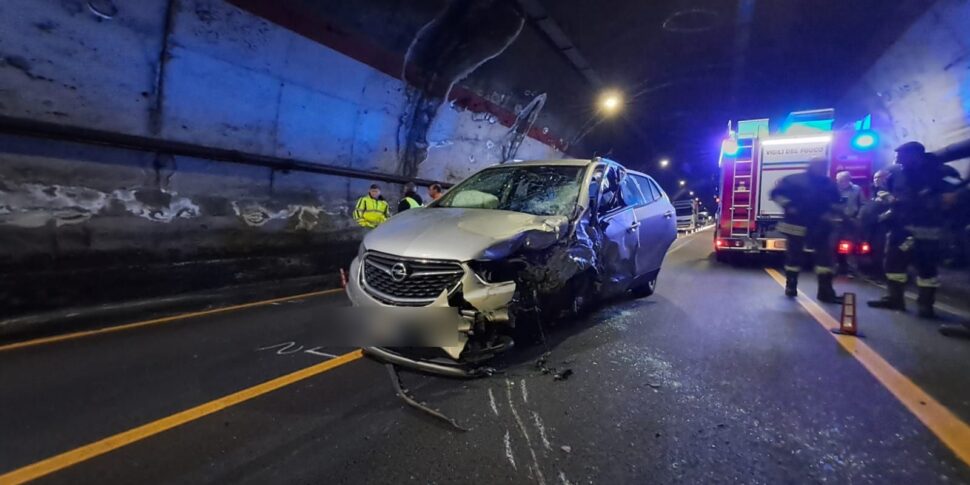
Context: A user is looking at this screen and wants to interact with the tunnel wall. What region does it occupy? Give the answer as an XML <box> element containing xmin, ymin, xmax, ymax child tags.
<box><xmin>0</xmin><ymin>0</ymin><xmax>562</xmax><ymax>318</ymax></box>
<box><xmin>838</xmin><ymin>0</ymin><xmax>970</xmax><ymax>174</ymax></box>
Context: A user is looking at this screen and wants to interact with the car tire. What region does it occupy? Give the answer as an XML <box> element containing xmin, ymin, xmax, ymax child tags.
<box><xmin>631</xmin><ymin>270</ymin><xmax>659</xmax><ymax>298</ymax></box>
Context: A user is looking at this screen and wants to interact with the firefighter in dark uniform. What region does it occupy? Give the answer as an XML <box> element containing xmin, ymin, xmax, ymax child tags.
<box><xmin>868</xmin><ymin>142</ymin><xmax>961</xmax><ymax>318</ymax></box>
<box><xmin>770</xmin><ymin>157</ymin><xmax>843</xmax><ymax>303</ymax></box>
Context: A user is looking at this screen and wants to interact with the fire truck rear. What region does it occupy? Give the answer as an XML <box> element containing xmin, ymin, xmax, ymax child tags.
<box><xmin>713</xmin><ymin>109</ymin><xmax>876</xmax><ymax>262</ymax></box>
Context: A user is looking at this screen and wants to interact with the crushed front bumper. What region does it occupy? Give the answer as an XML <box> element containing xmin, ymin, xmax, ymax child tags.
<box><xmin>347</xmin><ymin>254</ymin><xmax>517</xmax><ymax>365</ymax></box>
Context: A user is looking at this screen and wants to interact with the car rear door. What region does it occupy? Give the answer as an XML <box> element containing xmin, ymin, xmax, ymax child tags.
<box><xmin>617</xmin><ymin>172</ymin><xmax>654</xmax><ymax>277</ymax></box>
<box><xmin>631</xmin><ymin>174</ymin><xmax>676</xmax><ymax>272</ymax></box>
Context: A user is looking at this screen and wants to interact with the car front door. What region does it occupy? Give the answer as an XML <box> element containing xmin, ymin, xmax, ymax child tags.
<box><xmin>597</xmin><ymin>166</ymin><xmax>639</xmax><ymax>293</ymax></box>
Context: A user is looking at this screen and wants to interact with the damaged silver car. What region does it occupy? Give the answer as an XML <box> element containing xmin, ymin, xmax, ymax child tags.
<box><xmin>346</xmin><ymin>158</ymin><xmax>677</xmax><ymax>376</ymax></box>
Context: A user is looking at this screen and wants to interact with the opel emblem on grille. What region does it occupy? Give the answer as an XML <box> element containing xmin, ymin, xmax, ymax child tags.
<box><xmin>389</xmin><ymin>262</ymin><xmax>409</xmax><ymax>282</ymax></box>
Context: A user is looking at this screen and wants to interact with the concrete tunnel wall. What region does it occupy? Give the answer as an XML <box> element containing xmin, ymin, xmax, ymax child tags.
<box><xmin>839</xmin><ymin>0</ymin><xmax>970</xmax><ymax>174</ymax></box>
<box><xmin>0</xmin><ymin>0</ymin><xmax>563</xmax><ymax>317</ymax></box>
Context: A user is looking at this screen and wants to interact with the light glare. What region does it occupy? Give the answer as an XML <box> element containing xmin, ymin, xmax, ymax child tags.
<box><xmin>599</xmin><ymin>90</ymin><xmax>623</xmax><ymax>114</ymax></box>
<box><xmin>761</xmin><ymin>135</ymin><xmax>833</xmax><ymax>146</ymax></box>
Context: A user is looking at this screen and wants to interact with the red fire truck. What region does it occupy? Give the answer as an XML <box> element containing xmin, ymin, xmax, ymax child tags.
<box><xmin>713</xmin><ymin>109</ymin><xmax>877</xmax><ymax>262</ymax></box>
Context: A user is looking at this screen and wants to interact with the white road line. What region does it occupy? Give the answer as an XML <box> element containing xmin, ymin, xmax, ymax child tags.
<box><xmin>504</xmin><ymin>430</ymin><xmax>517</xmax><ymax>470</ymax></box>
<box><xmin>531</xmin><ymin>411</ymin><xmax>552</xmax><ymax>451</ymax></box>
<box><xmin>667</xmin><ymin>232</ymin><xmax>703</xmax><ymax>256</ymax></box>
<box><xmin>506</xmin><ymin>379</ymin><xmax>546</xmax><ymax>485</ymax></box>
<box><xmin>256</xmin><ymin>342</ymin><xmax>303</xmax><ymax>355</ymax></box>
<box><xmin>559</xmin><ymin>471</ymin><xmax>575</xmax><ymax>485</ymax></box>
<box><xmin>304</xmin><ymin>347</ymin><xmax>337</xmax><ymax>358</ymax></box>
<box><xmin>488</xmin><ymin>388</ymin><xmax>500</xmax><ymax>416</ymax></box>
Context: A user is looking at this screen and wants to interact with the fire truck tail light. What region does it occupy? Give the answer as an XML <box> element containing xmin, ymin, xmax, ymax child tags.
<box><xmin>859</xmin><ymin>242</ymin><xmax>872</xmax><ymax>255</ymax></box>
<box><xmin>715</xmin><ymin>239</ymin><xmax>725</xmax><ymax>248</ymax></box>
<box><xmin>838</xmin><ymin>241</ymin><xmax>853</xmax><ymax>254</ymax></box>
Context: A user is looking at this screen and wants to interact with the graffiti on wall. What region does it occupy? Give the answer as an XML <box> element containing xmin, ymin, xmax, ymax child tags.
<box><xmin>397</xmin><ymin>0</ymin><xmax>526</xmax><ymax>177</ymax></box>
<box><xmin>0</xmin><ymin>183</ymin><xmax>199</xmax><ymax>228</ymax></box>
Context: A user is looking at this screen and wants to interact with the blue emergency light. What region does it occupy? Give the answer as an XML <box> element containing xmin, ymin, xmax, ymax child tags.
<box><xmin>851</xmin><ymin>131</ymin><xmax>878</xmax><ymax>151</ymax></box>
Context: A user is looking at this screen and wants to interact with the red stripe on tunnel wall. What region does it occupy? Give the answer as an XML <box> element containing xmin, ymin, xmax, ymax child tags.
<box><xmin>227</xmin><ymin>0</ymin><xmax>567</xmax><ymax>152</ymax></box>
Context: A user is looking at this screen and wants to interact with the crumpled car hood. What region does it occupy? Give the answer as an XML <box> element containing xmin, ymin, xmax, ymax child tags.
<box><xmin>363</xmin><ymin>208</ymin><xmax>569</xmax><ymax>261</ymax></box>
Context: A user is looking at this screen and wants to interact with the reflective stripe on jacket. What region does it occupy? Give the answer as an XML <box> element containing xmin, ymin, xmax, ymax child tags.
<box><xmin>354</xmin><ymin>196</ymin><xmax>389</xmax><ymax>228</ymax></box>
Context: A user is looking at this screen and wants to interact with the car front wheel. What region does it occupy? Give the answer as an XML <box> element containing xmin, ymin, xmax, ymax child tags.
<box><xmin>630</xmin><ymin>269</ymin><xmax>659</xmax><ymax>298</ymax></box>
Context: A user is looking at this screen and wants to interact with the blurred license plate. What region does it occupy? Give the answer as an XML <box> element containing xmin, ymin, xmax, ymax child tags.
<box><xmin>773</xmin><ymin>240</ymin><xmax>787</xmax><ymax>250</ymax></box>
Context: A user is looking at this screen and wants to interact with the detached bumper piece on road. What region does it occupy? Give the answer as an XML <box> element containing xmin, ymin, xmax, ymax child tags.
<box><xmin>363</xmin><ymin>347</ymin><xmax>498</xmax><ymax>378</ymax></box>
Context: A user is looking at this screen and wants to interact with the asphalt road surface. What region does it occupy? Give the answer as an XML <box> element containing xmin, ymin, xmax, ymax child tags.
<box><xmin>2</xmin><ymin>229</ymin><xmax>969</xmax><ymax>484</ymax></box>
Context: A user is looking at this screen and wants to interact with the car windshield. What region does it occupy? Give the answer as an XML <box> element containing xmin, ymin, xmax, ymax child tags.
<box><xmin>434</xmin><ymin>165</ymin><xmax>584</xmax><ymax>216</ymax></box>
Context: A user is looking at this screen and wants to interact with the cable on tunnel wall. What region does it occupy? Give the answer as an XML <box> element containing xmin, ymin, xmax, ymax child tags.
<box><xmin>0</xmin><ymin>116</ymin><xmax>453</xmax><ymax>189</ymax></box>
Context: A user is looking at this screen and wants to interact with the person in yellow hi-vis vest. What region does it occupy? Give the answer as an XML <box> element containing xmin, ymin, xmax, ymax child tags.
<box><xmin>353</xmin><ymin>184</ymin><xmax>389</xmax><ymax>229</ymax></box>
<box><xmin>397</xmin><ymin>182</ymin><xmax>423</xmax><ymax>213</ymax></box>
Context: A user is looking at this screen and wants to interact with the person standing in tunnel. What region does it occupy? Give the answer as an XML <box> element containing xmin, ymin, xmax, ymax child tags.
<box><xmin>426</xmin><ymin>183</ymin><xmax>443</xmax><ymax>204</ymax></box>
<box><xmin>835</xmin><ymin>171</ymin><xmax>864</xmax><ymax>275</ymax></box>
<box><xmin>353</xmin><ymin>184</ymin><xmax>389</xmax><ymax>229</ymax></box>
<box><xmin>868</xmin><ymin>142</ymin><xmax>961</xmax><ymax>318</ymax></box>
<box><xmin>858</xmin><ymin>169</ymin><xmax>894</xmax><ymax>278</ymax></box>
<box><xmin>770</xmin><ymin>157</ymin><xmax>843</xmax><ymax>303</ymax></box>
<box><xmin>397</xmin><ymin>182</ymin><xmax>423</xmax><ymax>213</ymax></box>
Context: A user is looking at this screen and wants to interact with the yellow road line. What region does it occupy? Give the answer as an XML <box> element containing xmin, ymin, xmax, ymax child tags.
<box><xmin>0</xmin><ymin>288</ymin><xmax>344</xmax><ymax>353</ymax></box>
<box><xmin>765</xmin><ymin>268</ymin><xmax>970</xmax><ymax>466</ymax></box>
<box><xmin>0</xmin><ymin>349</ymin><xmax>363</xmax><ymax>484</ymax></box>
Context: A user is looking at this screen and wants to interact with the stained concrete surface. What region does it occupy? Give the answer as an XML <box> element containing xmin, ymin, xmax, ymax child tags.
<box><xmin>0</xmin><ymin>0</ymin><xmax>563</xmax><ymax>319</ymax></box>
<box><xmin>1</xmin><ymin>230</ymin><xmax>969</xmax><ymax>483</ymax></box>
<box><xmin>839</xmin><ymin>0</ymin><xmax>970</xmax><ymax>168</ymax></box>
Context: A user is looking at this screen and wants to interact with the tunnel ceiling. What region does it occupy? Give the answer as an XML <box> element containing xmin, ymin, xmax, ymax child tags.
<box><xmin>247</xmin><ymin>0</ymin><xmax>933</xmax><ymax>192</ymax></box>
<box><xmin>536</xmin><ymin>0</ymin><xmax>935</xmax><ymax>189</ymax></box>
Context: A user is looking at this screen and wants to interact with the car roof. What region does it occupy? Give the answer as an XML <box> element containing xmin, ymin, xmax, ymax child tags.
<box><xmin>501</xmin><ymin>158</ymin><xmax>597</xmax><ymax>167</ymax></box>
<box><xmin>498</xmin><ymin>159</ymin><xmax>658</xmax><ymax>180</ymax></box>
<box><xmin>487</xmin><ymin>158</ymin><xmax>659</xmax><ymax>181</ymax></box>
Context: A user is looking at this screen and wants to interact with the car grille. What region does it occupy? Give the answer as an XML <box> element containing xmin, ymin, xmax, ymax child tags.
<box><xmin>361</xmin><ymin>252</ymin><xmax>464</xmax><ymax>306</ymax></box>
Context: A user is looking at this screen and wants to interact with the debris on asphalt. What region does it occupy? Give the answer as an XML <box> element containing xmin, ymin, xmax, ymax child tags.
<box><xmin>560</xmin><ymin>445</ymin><xmax>572</xmax><ymax>453</ymax></box>
<box><xmin>536</xmin><ymin>351</ymin><xmax>574</xmax><ymax>381</ymax></box>
<box><xmin>385</xmin><ymin>363</ymin><xmax>469</xmax><ymax>432</ymax></box>
<box><xmin>536</xmin><ymin>352</ymin><xmax>550</xmax><ymax>374</ymax></box>
<box><xmin>536</xmin><ymin>352</ymin><xmax>552</xmax><ymax>374</ymax></box>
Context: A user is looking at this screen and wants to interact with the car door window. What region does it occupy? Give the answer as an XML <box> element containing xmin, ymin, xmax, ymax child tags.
<box><xmin>646</xmin><ymin>178</ymin><xmax>665</xmax><ymax>201</ymax></box>
<box><xmin>588</xmin><ymin>166</ymin><xmax>605</xmax><ymax>209</ymax></box>
<box><xmin>620</xmin><ymin>174</ymin><xmax>647</xmax><ymax>208</ymax></box>
<box><xmin>598</xmin><ymin>166</ymin><xmax>625</xmax><ymax>215</ymax></box>
<box><xmin>632</xmin><ymin>175</ymin><xmax>659</xmax><ymax>202</ymax></box>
